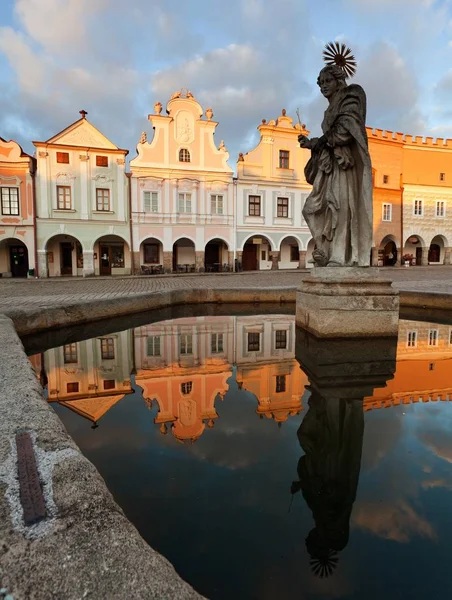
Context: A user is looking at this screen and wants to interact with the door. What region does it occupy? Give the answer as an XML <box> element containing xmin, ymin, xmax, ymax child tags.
<box><xmin>100</xmin><ymin>245</ymin><xmax>111</xmax><ymax>275</ymax></box>
<box><xmin>205</xmin><ymin>243</ymin><xmax>220</xmax><ymax>271</ymax></box>
<box><xmin>416</xmin><ymin>246</ymin><xmax>423</xmax><ymax>266</ymax></box>
<box><xmin>242</xmin><ymin>243</ymin><xmax>258</xmax><ymax>271</ymax></box>
<box><xmin>60</xmin><ymin>243</ymin><xmax>73</xmax><ymax>276</ymax></box>
<box><xmin>9</xmin><ymin>245</ymin><xmax>29</xmax><ymax>277</ymax></box>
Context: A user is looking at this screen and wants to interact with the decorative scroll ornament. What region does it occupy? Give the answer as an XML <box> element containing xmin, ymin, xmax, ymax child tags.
<box><xmin>323</xmin><ymin>42</ymin><xmax>357</xmax><ymax>78</ymax></box>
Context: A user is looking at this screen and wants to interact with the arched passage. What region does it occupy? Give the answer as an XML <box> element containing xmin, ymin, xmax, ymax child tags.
<box><xmin>428</xmin><ymin>235</ymin><xmax>447</xmax><ymax>264</ymax></box>
<box><xmin>140</xmin><ymin>237</ymin><xmax>164</xmax><ymax>273</ymax></box>
<box><xmin>279</xmin><ymin>236</ymin><xmax>301</xmax><ymax>269</ymax></box>
<box><xmin>45</xmin><ymin>234</ymin><xmax>83</xmax><ymax>277</ymax></box>
<box><xmin>242</xmin><ymin>235</ymin><xmax>273</xmax><ymax>271</ymax></box>
<box><xmin>379</xmin><ymin>235</ymin><xmax>398</xmax><ymax>266</ymax></box>
<box><xmin>0</xmin><ymin>237</ymin><xmax>29</xmax><ymax>277</ymax></box>
<box><xmin>93</xmin><ymin>235</ymin><xmax>131</xmax><ymax>276</ymax></box>
<box><xmin>173</xmin><ymin>238</ymin><xmax>196</xmax><ymax>272</ymax></box>
<box><xmin>403</xmin><ymin>235</ymin><xmax>426</xmax><ymax>266</ymax></box>
<box><xmin>205</xmin><ymin>238</ymin><xmax>230</xmax><ymax>272</ymax></box>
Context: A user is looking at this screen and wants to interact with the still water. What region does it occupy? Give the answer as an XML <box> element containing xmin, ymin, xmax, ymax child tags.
<box><xmin>27</xmin><ymin>308</ymin><xmax>452</xmax><ymax>600</ymax></box>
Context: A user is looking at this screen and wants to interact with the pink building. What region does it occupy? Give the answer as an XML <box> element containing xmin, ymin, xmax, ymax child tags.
<box><xmin>130</xmin><ymin>90</ymin><xmax>234</xmax><ymax>273</ymax></box>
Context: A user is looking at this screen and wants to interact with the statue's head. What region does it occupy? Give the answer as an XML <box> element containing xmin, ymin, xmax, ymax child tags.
<box><xmin>317</xmin><ymin>65</ymin><xmax>347</xmax><ymax>99</ymax></box>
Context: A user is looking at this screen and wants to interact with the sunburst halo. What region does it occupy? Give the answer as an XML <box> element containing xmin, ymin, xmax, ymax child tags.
<box><xmin>323</xmin><ymin>41</ymin><xmax>357</xmax><ymax>78</ymax></box>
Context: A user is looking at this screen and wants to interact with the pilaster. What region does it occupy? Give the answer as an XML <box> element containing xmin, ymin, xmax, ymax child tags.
<box><xmin>37</xmin><ymin>250</ymin><xmax>48</xmax><ymax>278</ymax></box>
<box><xmin>83</xmin><ymin>251</ymin><xmax>95</xmax><ymax>277</ymax></box>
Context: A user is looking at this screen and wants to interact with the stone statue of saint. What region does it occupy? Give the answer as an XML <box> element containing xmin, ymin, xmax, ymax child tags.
<box><xmin>299</xmin><ymin>45</ymin><xmax>372</xmax><ymax>267</ymax></box>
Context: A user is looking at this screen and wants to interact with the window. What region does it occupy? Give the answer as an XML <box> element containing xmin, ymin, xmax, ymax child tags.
<box><xmin>178</xmin><ymin>193</ymin><xmax>192</xmax><ymax>213</ymax></box>
<box><xmin>180</xmin><ymin>334</ymin><xmax>193</xmax><ymax>355</ymax></box>
<box><xmin>277</xmin><ymin>197</ymin><xmax>289</xmax><ymax>218</ymax></box>
<box><xmin>144</xmin><ymin>243</ymin><xmax>159</xmax><ymax>263</ymax></box>
<box><xmin>383</xmin><ymin>174</ymin><xmax>389</xmax><ymax>184</ymax></box>
<box><xmin>275</xmin><ymin>330</ymin><xmax>287</xmax><ymax>349</ymax></box>
<box><xmin>100</xmin><ymin>338</ymin><xmax>115</xmax><ymax>360</ymax></box>
<box><xmin>436</xmin><ymin>200</ymin><xmax>445</xmax><ymax>217</ymax></box>
<box><xmin>56</xmin><ymin>152</ymin><xmax>69</xmax><ymax>164</ymax></box>
<box><xmin>57</xmin><ymin>185</ymin><xmax>72</xmax><ymax>210</ymax></box>
<box><xmin>407</xmin><ymin>330</ymin><xmax>417</xmax><ymax>348</ymax></box>
<box><xmin>144</xmin><ymin>191</ymin><xmax>158</xmax><ymax>213</ymax></box>
<box><xmin>248</xmin><ymin>195</ymin><xmax>261</xmax><ymax>216</ymax></box>
<box><xmin>247</xmin><ymin>332</ymin><xmax>260</xmax><ymax>352</ymax></box>
<box><xmin>67</xmin><ymin>382</ymin><xmax>79</xmax><ymax>393</ymax></box>
<box><xmin>211</xmin><ymin>194</ymin><xmax>224</xmax><ymax>215</ymax></box>
<box><xmin>103</xmin><ymin>379</ymin><xmax>115</xmax><ymax>390</ymax></box>
<box><xmin>382</xmin><ymin>203</ymin><xmax>392</xmax><ymax>222</ymax></box>
<box><xmin>96</xmin><ymin>155</ymin><xmax>108</xmax><ymax>167</ymax></box>
<box><xmin>290</xmin><ymin>246</ymin><xmax>299</xmax><ymax>262</ymax></box>
<box><xmin>181</xmin><ymin>381</ymin><xmax>193</xmax><ymax>395</ymax></box>
<box><xmin>261</xmin><ymin>250</ymin><xmax>266</xmax><ymax>261</ymax></box>
<box><xmin>96</xmin><ymin>188</ymin><xmax>110</xmax><ymax>211</ymax></box>
<box><xmin>179</xmin><ymin>148</ymin><xmax>191</xmax><ymax>162</ymax></box>
<box><xmin>414</xmin><ymin>199</ymin><xmax>423</xmax><ymax>216</ymax></box>
<box><xmin>63</xmin><ymin>343</ymin><xmax>78</xmax><ymax>363</ymax></box>
<box><xmin>111</xmin><ymin>245</ymin><xmax>124</xmax><ymax>268</ymax></box>
<box><xmin>211</xmin><ymin>333</ymin><xmax>224</xmax><ymax>353</ymax></box>
<box><xmin>276</xmin><ymin>375</ymin><xmax>286</xmax><ymax>393</ymax></box>
<box><xmin>440</xmin><ymin>172</ymin><xmax>445</xmax><ymax>181</ymax></box>
<box><xmin>428</xmin><ymin>329</ymin><xmax>438</xmax><ymax>347</ymax></box>
<box><xmin>279</xmin><ymin>150</ymin><xmax>289</xmax><ymax>169</ymax></box>
<box><xmin>147</xmin><ymin>335</ymin><xmax>161</xmax><ymax>357</ymax></box>
<box><xmin>1</xmin><ymin>187</ymin><xmax>19</xmax><ymax>215</ymax></box>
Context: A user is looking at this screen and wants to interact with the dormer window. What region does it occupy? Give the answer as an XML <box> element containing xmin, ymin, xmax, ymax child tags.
<box><xmin>179</xmin><ymin>148</ymin><xmax>191</xmax><ymax>162</ymax></box>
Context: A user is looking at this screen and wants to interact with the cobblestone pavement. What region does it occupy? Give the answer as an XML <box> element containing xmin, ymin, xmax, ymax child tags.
<box><xmin>0</xmin><ymin>266</ymin><xmax>450</xmax><ymax>311</ymax></box>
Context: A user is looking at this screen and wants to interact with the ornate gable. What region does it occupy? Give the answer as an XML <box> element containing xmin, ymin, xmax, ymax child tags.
<box><xmin>46</xmin><ymin>118</ymin><xmax>119</xmax><ymax>150</ymax></box>
<box><xmin>0</xmin><ymin>138</ymin><xmax>31</xmax><ymax>164</ymax></box>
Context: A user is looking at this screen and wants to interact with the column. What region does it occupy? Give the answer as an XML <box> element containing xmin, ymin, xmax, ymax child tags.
<box><xmin>269</xmin><ymin>251</ymin><xmax>280</xmax><ymax>270</ymax></box>
<box><xmin>395</xmin><ymin>247</ymin><xmax>402</xmax><ymax>266</ymax></box>
<box><xmin>228</xmin><ymin>251</ymin><xmax>234</xmax><ymax>271</ymax></box>
<box><xmin>195</xmin><ymin>251</ymin><xmax>204</xmax><ymax>272</ymax></box>
<box><xmin>163</xmin><ymin>251</ymin><xmax>173</xmax><ymax>273</ymax></box>
<box><xmin>236</xmin><ymin>250</ymin><xmax>243</xmax><ymax>272</ymax></box>
<box><xmin>83</xmin><ymin>251</ymin><xmax>95</xmax><ymax>277</ymax></box>
<box><xmin>421</xmin><ymin>247</ymin><xmax>429</xmax><ymax>266</ymax></box>
<box><xmin>371</xmin><ymin>246</ymin><xmax>379</xmax><ymax>267</ymax></box>
<box><xmin>444</xmin><ymin>247</ymin><xmax>452</xmax><ymax>265</ymax></box>
<box><xmin>37</xmin><ymin>250</ymin><xmax>48</xmax><ymax>278</ymax></box>
<box><xmin>133</xmin><ymin>252</ymin><xmax>141</xmax><ymax>274</ymax></box>
<box><xmin>298</xmin><ymin>250</ymin><xmax>307</xmax><ymax>269</ymax></box>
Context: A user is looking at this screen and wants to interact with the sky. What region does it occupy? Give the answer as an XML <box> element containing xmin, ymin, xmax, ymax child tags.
<box><xmin>1</xmin><ymin>0</ymin><xmax>452</xmax><ymax>165</ymax></box>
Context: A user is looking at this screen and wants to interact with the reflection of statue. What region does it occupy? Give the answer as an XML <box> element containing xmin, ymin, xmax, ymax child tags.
<box><xmin>299</xmin><ymin>43</ymin><xmax>372</xmax><ymax>267</ymax></box>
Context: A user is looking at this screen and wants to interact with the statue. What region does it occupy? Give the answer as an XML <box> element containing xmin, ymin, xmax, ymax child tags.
<box><xmin>139</xmin><ymin>131</ymin><xmax>147</xmax><ymax>144</ymax></box>
<box><xmin>299</xmin><ymin>43</ymin><xmax>372</xmax><ymax>267</ymax></box>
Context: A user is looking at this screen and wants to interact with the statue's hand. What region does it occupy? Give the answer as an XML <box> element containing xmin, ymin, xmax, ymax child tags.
<box><xmin>298</xmin><ymin>134</ymin><xmax>311</xmax><ymax>149</ymax></box>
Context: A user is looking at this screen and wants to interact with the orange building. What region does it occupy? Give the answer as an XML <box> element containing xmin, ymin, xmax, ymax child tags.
<box><xmin>0</xmin><ymin>138</ymin><xmax>36</xmax><ymax>277</ymax></box>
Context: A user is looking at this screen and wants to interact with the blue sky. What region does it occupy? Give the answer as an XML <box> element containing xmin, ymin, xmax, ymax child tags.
<box><xmin>1</xmin><ymin>0</ymin><xmax>452</xmax><ymax>163</ymax></box>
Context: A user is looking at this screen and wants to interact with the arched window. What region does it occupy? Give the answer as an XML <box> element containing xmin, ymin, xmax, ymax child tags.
<box><xmin>179</xmin><ymin>148</ymin><xmax>191</xmax><ymax>162</ymax></box>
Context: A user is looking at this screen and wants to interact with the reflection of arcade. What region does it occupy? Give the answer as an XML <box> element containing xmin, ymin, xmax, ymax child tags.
<box><xmin>292</xmin><ymin>330</ymin><xmax>397</xmax><ymax>578</ymax></box>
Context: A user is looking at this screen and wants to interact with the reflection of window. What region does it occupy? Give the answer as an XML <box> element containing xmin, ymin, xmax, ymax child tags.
<box><xmin>414</xmin><ymin>199</ymin><xmax>423</xmax><ymax>216</ymax></box>
<box><xmin>211</xmin><ymin>333</ymin><xmax>224</xmax><ymax>353</ymax></box>
<box><xmin>67</xmin><ymin>382</ymin><xmax>79</xmax><ymax>393</ymax></box>
<box><xmin>407</xmin><ymin>330</ymin><xmax>417</xmax><ymax>348</ymax></box>
<box><xmin>211</xmin><ymin>194</ymin><xmax>224</xmax><ymax>215</ymax></box>
<box><xmin>275</xmin><ymin>330</ymin><xmax>287</xmax><ymax>349</ymax></box>
<box><xmin>290</xmin><ymin>245</ymin><xmax>299</xmax><ymax>261</ymax></box>
<box><xmin>57</xmin><ymin>152</ymin><xmax>69</xmax><ymax>164</ymax></box>
<box><xmin>57</xmin><ymin>185</ymin><xmax>72</xmax><ymax>210</ymax></box>
<box><xmin>144</xmin><ymin>191</ymin><xmax>158</xmax><ymax>213</ymax></box>
<box><xmin>180</xmin><ymin>334</ymin><xmax>193</xmax><ymax>355</ymax></box>
<box><xmin>277</xmin><ymin>197</ymin><xmax>289</xmax><ymax>218</ymax></box>
<box><xmin>101</xmin><ymin>338</ymin><xmax>115</xmax><ymax>360</ymax></box>
<box><xmin>247</xmin><ymin>332</ymin><xmax>260</xmax><ymax>352</ymax></box>
<box><xmin>276</xmin><ymin>375</ymin><xmax>286</xmax><ymax>393</ymax></box>
<box><xmin>279</xmin><ymin>150</ymin><xmax>289</xmax><ymax>169</ymax></box>
<box><xmin>248</xmin><ymin>195</ymin><xmax>261</xmax><ymax>216</ymax></box>
<box><xmin>111</xmin><ymin>246</ymin><xmax>124</xmax><ymax>268</ymax></box>
<box><xmin>178</xmin><ymin>193</ymin><xmax>192</xmax><ymax>213</ymax></box>
<box><xmin>144</xmin><ymin>243</ymin><xmax>159</xmax><ymax>263</ymax></box>
<box><xmin>103</xmin><ymin>379</ymin><xmax>115</xmax><ymax>390</ymax></box>
<box><xmin>63</xmin><ymin>343</ymin><xmax>78</xmax><ymax>363</ymax></box>
<box><xmin>96</xmin><ymin>188</ymin><xmax>110</xmax><ymax>211</ymax></box>
<box><xmin>382</xmin><ymin>203</ymin><xmax>392</xmax><ymax>222</ymax></box>
<box><xmin>428</xmin><ymin>329</ymin><xmax>438</xmax><ymax>347</ymax></box>
<box><xmin>1</xmin><ymin>187</ymin><xmax>19</xmax><ymax>215</ymax></box>
<box><xmin>179</xmin><ymin>148</ymin><xmax>190</xmax><ymax>162</ymax></box>
<box><xmin>147</xmin><ymin>335</ymin><xmax>161</xmax><ymax>357</ymax></box>
<box><xmin>96</xmin><ymin>155</ymin><xmax>108</xmax><ymax>167</ymax></box>
<box><xmin>436</xmin><ymin>200</ymin><xmax>445</xmax><ymax>217</ymax></box>
<box><xmin>181</xmin><ymin>381</ymin><xmax>193</xmax><ymax>395</ymax></box>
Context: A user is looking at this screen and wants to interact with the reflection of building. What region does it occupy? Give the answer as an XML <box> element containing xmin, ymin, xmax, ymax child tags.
<box><xmin>364</xmin><ymin>320</ymin><xmax>452</xmax><ymax>410</ymax></box>
<box><xmin>34</xmin><ymin>110</ymin><xmax>130</xmax><ymax>277</ymax></box>
<box><xmin>135</xmin><ymin>317</ymin><xmax>235</xmax><ymax>442</ymax></box>
<box><xmin>130</xmin><ymin>90</ymin><xmax>234</xmax><ymax>274</ymax></box>
<box><xmin>0</xmin><ymin>137</ymin><xmax>36</xmax><ymax>277</ymax></box>
<box><xmin>235</xmin><ymin>315</ymin><xmax>306</xmax><ymax>423</ymax></box>
<box><xmin>44</xmin><ymin>330</ymin><xmax>133</xmax><ymax>426</ymax></box>
<box><xmin>236</xmin><ymin>110</ymin><xmax>312</xmax><ymax>270</ymax></box>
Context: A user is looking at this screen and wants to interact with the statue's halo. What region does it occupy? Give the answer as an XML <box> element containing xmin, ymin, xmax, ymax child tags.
<box><xmin>323</xmin><ymin>41</ymin><xmax>357</xmax><ymax>78</ymax></box>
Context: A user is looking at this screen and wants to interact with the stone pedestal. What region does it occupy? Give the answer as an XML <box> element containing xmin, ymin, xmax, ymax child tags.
<box><xmin>296</xmin><ymin>267</ymin><xmax>399</xmax><ymax>338</ymax></box>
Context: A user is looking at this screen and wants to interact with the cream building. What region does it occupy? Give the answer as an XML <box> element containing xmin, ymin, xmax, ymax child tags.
<box><xmin>130</xmin><ymin>90</ymin><xmax>234</xmax><ymax>274</ymax></box>
<box><xmin>235</xmin><ymin>110</ymin><xmax>312</xmax><ymax>270</ymax></box>
<box><xmin>34</xmin><ymin>111</ymin><xmax>130</xmax><ymax>277</ymax></box>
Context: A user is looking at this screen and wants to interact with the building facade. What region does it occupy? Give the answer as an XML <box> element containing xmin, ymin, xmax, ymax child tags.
<box><xmin>0</xmin><ymin>137</ymin><xmax>36</xmax><ymax>277</ymax></box>
<box><xmin>34</xmin><ymin>111</ymin><xmax>130</xmax><ymax>277</ymax></box>
<box><xmin>130</xmin><ymin>90</ymin><xmax>234</xmax><ymax>274</ymax></box>
<box><xmin>236</xmin><ymin>110</ymin><xmax>312</xmax><ymax>270</ymax></box>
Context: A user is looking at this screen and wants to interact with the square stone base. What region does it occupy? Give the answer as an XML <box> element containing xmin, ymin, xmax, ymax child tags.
<box><xmin>296</xmin><ymin>267</ymin><xmax>400</xmax><ymax>338</ymax></box>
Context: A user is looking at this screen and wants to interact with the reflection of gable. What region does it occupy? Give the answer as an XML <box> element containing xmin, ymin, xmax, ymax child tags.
<box><xmin>58</xmin><ymin>393</ymin><xmax>128</xmax><ymax>423</ymax></box>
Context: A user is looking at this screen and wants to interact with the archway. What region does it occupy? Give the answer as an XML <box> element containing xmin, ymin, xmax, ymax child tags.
<box><xmin>205</xmin><ymin>238</ymin><xmax>229</xmax><ymax>272</ymax></box>
<box><xmin>0</xmin><ymin>238</ymin><xmax>29</xmax><ymax>277</ymax></box>
<box><xmin>379</xmin><ymin>235</ymin><xmax>398</xmax><ymax>266</ymax></box>
<box><xmin>305</xmin><ymin>239</ymin><xmax>316</xmax><ymax>267</ymax></box>
<box><xmin>242</xmin><ymin>235</ymin><xmax>273</xmax><ymax>271</ymax></box>
<box><xmin>403</xmin><ymin>235</ymin><xmax>425</xmax><ymax>266</ymax></box>
<box><xmin>93</xmin><ymin>235</ymin><xmax>131</xmax><ymax>276</ymax></box>
<box><xmin>279</xmin><ymin>236</ymin><xmax>301</xmax><ymax>270</ymax></box>
<box><xmin>173</xmin><ymin>238</ymin><xmax>196</xmax><ymax>272</ymax></box>
<box><xmin>45</xmin><ymin>234</ymin><xmax>82</xmax><ymax>277</ymax></box>
<box><xmin>428</xmin><ymin>235</ymin><xmax>447</xmax><ymax>264</ymax></box>
<box><xmin>140</xmin><ymin>237</ymin><xmax>163</xmax><ymax>274</ymax></box>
